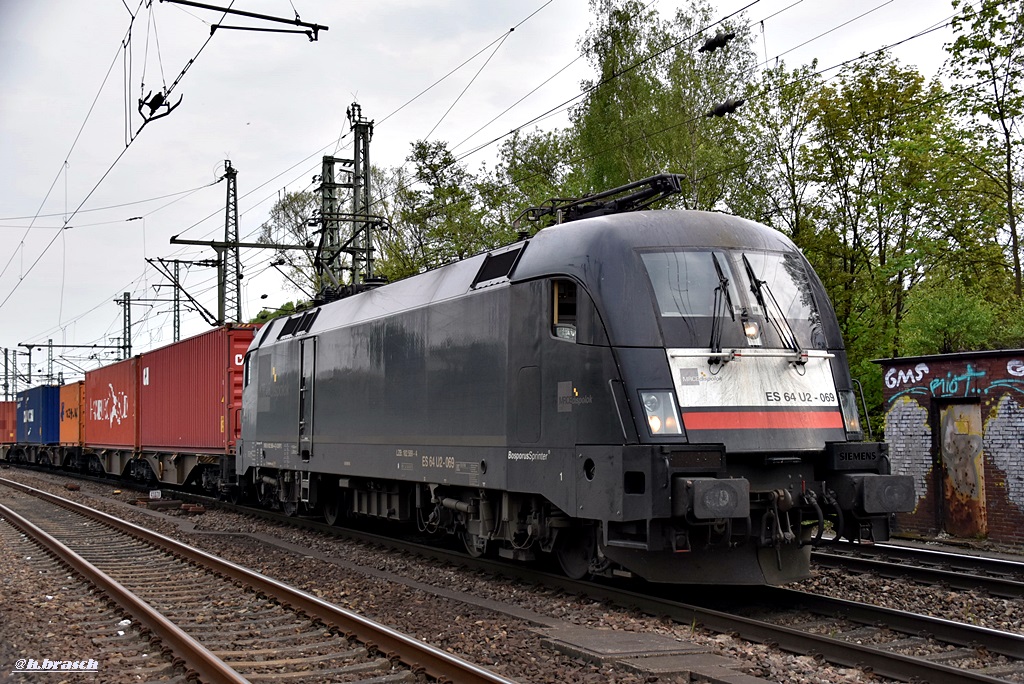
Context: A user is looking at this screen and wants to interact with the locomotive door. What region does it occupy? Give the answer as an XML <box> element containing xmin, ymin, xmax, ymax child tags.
<box><xmin>938</xmin><ymin>403</ymin><xmax>986</xmax><ymax>537</ymax></box>
<box><xmin>298</xmin><ymin>337</ymin><xmax>316</xmax><ymax>462</ymax></box>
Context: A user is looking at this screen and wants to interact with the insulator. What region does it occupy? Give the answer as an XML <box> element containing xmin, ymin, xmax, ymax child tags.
<box><xmin>699</xmin><ymin>30</ymin><xmax>736</xmax><ymax>53</ymax></box>
<box><xmin>707</xmin><ymin>97</ymin><xmax>746</xmax><ymax>117</ymax></box>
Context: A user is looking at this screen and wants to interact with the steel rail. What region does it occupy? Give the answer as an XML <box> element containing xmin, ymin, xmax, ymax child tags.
<box><xmin>760</xmin><ymin>586</ymin><xmax>1024</xmax><ymax>658</ymax></box>
<box><xmin>564</xmin><ymin>584</ymin><xmax>1012</xmax><ymax>684</ymax></box>
<box><xmin>168</xmin><ymin>486</ymin><xmax>1024</xmax><ymax>682</ymax></box>
<box><xmin>0</xmin><ymin>477</ymin><xmax>516</xmax><ymax>684</ymax></box>
<box><xmin>7</xmin><ymin>469</ymin><xmax>1019</xmax><ymax>683</ymax></box>
<box><xmin>0</xmin><ymin>501</ymin><xmax>248</xmax><ymax>684</ymax></box>
<box><xmin>821</xmin><ymin>541</ymin><xmax>1024</xmax><ymax>576</ymax></box>
<box><xmin>812</xmin><ymin>549</ymin><xmax>1024</xmax><ymax>598</ymax></box>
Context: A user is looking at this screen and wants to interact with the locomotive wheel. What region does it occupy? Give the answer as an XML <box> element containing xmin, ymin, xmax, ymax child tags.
<box><xmin>322</xmin><ymin>495</ymin><xmax>342</xmax><ymax>526</ymax></box>
<box><xmin>282</xmin><ymin>500</ymin><xmax>299</xmax><ymax>517</ymax></box>
<box><xmin>555</xmin><ymin>526</ymin><xmax>597</xmax><ymax>579</ymax></box>
<box><xmin>462</xmin><ymin>531</ymin><xmax>487</xmax><ymax>558</ymax></box>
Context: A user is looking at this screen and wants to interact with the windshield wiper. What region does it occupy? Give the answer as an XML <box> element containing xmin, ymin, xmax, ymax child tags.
<box><xmin>741</xmin><ymin>254</ymin><xmax>803</xmax><ymax>360</ymax></box>
<box><xmin>709</xmin><ymin>252</ymin><xmax>735</xmax><ymax>362</ymax></box>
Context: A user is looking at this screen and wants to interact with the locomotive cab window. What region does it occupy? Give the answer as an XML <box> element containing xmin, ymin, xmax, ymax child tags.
<box><xmin>641</xmin><ymin>249</ymin><xmax>827</xmax><ymax>351</ymax></box>
<box><xmin>552</xmin><ymin>280</ymin><xmax>577</xmax><ymax>342</ymax></box>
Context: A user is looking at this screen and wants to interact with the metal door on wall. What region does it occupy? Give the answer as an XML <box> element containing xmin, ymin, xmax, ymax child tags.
<box><xmin>939</xmin><ymin>403</ymin><xmax>986</xmax><ymax>537</ymax></box>
<box><xmin>298</xmin><ymin>338</ymin><xmax>315</xmax><ymax>462</ymax></box>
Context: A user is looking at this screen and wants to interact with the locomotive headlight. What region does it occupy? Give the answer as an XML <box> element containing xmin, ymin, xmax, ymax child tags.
<box><xmin>643</xmin><ymin>393</ymin><xmax>661</xmax><ymax>413</ymax></box>
<box><xmin>743</xmin><ymin>320</ymin><xmax>760</xmax><ymax>340</ymax></box>
<box><xmin>839</xmin><ymin>389</ymin><xmax>864</xmax><ymax>441</ymax></box>
<box><xmin>639</xmin><ymin>390</ymin><xmax>683</xmax><ymax>436</ymax></box>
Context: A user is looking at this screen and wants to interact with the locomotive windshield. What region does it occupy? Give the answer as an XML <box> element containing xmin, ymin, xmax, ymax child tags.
<box><xmin>641</xmin><ymin>249</ymin><xmax>827</xmax><ymax>350</ymax></box>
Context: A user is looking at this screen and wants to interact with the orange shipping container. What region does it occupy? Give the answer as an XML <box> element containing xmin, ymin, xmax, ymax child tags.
<box><xmin>84</xmin><ymin>357</ymin><xmax>139</xmax><ymax>449</ymax></box>
<box><xmin>59</xmin><ymin>381</ymin><xmax>85</xmax><ymax>446</ymax></box>
<box><xmin>0</xmin><ymin>401</ymin><xmax>15</xmax><ymax>444</ymax></box>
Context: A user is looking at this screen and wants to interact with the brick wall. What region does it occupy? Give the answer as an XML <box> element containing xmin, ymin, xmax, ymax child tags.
<box><xmin>883</xmin><ymin>396</ymin><xmax>935</xmax><ymax>536</ymax></box>
<box><xmin>982</xmin><ymin>395</ymin><xmax>1024</xmax><ymax>545</ymax></box>
<box><xmin>877</xmin><ymin>351</ymin><xmax>1024</xmax><ymax>545</ymax></box>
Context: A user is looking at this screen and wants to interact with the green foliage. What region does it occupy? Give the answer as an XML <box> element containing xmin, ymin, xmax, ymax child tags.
<box><xmin>804</xmin><ymin>54</ymin><xmax>985</xmax><ymax>367</ymax></box>
<box><xmin>572</xmin><ymin>0</ymin><xmax>757</xmax><ymax>208</ymax></box>
<box><xmin>900</xmin><ymin>279</ymin><xmax>997</xmax><ymax>356</ymax></box>
<box><xmin>249</xmin><ymin>300</ymin><xmax>308</xmax><ymax>324</ymax></box>
<box><xmin>371</xmin><ymin>164</ymin><xmax>426</xmax><ymax>283</ymax></box>
<box><xmin>478</xmin><ymin>128</ymin><xmax>585</xmax><ymax>233</ymax></box>
<box><xmin>947</xmin><ymin>0</ymin><xmax>1024</xmax><ymax>297</ymax></box>
<box><xmin>398</xmin><ymin>140</ymin><xmax>491</xmax><ymax>268</ymax></box>
<box><xmin>728</xmin><ymin>61</ymin><xmax>823</xmax><ymax>245</ymax></box>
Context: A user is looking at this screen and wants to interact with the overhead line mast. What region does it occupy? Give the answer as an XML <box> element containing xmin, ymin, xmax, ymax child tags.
<box><xmin>314</xmin><ymin>103</ymin><xmax>386</xmax><ymax>303</ymax></box>
<box><xmin>223</xmin><ymin>161</ymin><xmax>241</xmax><ymax>324</ymax></box>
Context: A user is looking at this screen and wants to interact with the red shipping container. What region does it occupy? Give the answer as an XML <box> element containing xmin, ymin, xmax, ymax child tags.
<box><xmin>0</xmin><ymin>401</ymin><xmax>15</xmax><ymax>444</ymax></box>
<box><xmin>84</xmin><ymin>357</ymin><xmax>139</xmax><ymax>449</ymax></box>
<box><xmin>138</xmin><ymin>324</ymin><xmax>255</xmax><ymax>453</ymax></box>
<box><xmin>60</xmin><ymin>381</ymin><xmax>85</xmax><ymax>446</ymax></box>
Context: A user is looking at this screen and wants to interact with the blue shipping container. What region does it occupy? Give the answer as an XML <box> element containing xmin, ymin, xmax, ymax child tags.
<box><xmin>16</xmin><ymin>386</ymin><xmax>60</xmax><ymax>444</ymax></box>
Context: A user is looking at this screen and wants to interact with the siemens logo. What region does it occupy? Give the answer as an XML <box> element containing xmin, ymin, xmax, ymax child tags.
<box><xmin>838</xmin><ymin>451</ymin><xmax>877</xmax><ymax>461</ymax></box>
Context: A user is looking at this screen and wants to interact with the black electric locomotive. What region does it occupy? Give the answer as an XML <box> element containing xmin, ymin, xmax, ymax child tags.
<box><xmin>235</xmin><ymin>176</ymin><xmax>914</xmax><ymax>585</ymax></box>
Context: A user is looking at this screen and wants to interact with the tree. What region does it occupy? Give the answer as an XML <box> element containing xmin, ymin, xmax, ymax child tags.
<box><xmin>728</xmin><ymin>61</ymin><xmax>823</xmax><ymax>247</ymax></box>
<box><xmin>395</xmin><ymin>140</ymin><xmax>489</xmax><ymax>270</ymax></box>
<box><xmin>257</xmin><ymin>190</ymin><xmax>319</xmax><ymax>296</ymax></box>
<box><xmin>372</xmin><ymin>164</ymin><xmax>431</xmax><ymax>282</ymax></box>
<box><xmin>807</xmin><ymin>53</ymin><xmax>959</xmax><ymax>363</ymax></box>
<box><xmin>249</xmin><ymin>300</ymin><xmax>307</xmax><ymax>324</ymax></box>
<box><xmin>900</xmin><ymin>277</ymin><xmax>997</xmax><ymax>355</ymax></box>
<box><xmin>571</xmin><ymin>0</ymin><xmax>756</xmax><ymax>207</ymax></box>
<box><xmin>947</xmin><ymin>0</ymin><xmax>1024</xmax><ymax>298</ymax></box>
<box><xmin>477</xmin><ymin>127</ymin><xmax>584</xmax><ymax>234</ymax></box>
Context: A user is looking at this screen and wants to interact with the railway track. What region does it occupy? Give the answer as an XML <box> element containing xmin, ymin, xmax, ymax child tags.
<box><xmin>8</xmin><ymin>465</ymin><xmax>1024</xmax><ymax>683</ymax></box>
<box><xmin>812</xmin><ymin>542</ymin><xmax>1024</xmax><ymax>598</ymax></box>
<box><xmin>690</xmin><ymin>585</ymin><xmax>1024</xmax><ymax>683</ymax></box>
<box><xmin>161</xmin><ymin>487</ymin><xmax>1024</xmax><ymax>683</ymax></box>
<box><xmin>0</xmin><ymin>510</ymin><xmax>179</xmax><ymax>681</ymax></box>
<box><xmin>199</xmin><ymin>496</ymin><xmax>1024</xmax><ymax>682</ymax></box>
<box><xmin>0</xmin><ymin>477</ymin><xmax>515</xmax><ymax>684</ymax></box>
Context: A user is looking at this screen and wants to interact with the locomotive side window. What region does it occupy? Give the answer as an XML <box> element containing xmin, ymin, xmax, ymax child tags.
<box><xmin>552</xmin><ymin>280</ymin><xmax>577</xmax><ymax>341</ymax></box>
<box><xmin>243</xmin><ymin>351</ymin><xmax>252</xmax><ymax>388</ymax></box>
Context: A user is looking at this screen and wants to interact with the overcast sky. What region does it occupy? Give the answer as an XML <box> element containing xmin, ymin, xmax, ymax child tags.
<box><xmin>0</xmin><ymin>0</ymin><xmax>959</xmax><ymax>386</ymax></box>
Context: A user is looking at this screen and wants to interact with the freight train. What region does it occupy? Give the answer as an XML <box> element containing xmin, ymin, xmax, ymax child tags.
<box><xmin>1</xmin><ymin>176</ymin><xmax>915</xmax><ymax>585</ymax></box>
<box><xmin>2</xmin><ymin>325</ymin><xmax>252</xmax><ymax>490</ymax></box>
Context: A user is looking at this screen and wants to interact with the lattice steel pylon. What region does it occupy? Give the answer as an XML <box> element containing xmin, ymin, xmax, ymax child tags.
<box><xmin>222</xmin><ymin>160</ymin><xmax>241</xmax><ymax>324</ymax></box>
<box><xmin>315</xmin><ymin>103</ymin><xmax>377</xmax><ymax>299</ymax></box>
<box><xmin>318</xmin><ymin>155</ymin><xmax>345</xmax><ymax>291</ymax></box>
<box><xmin>350</xmin><ymin>103</ymin><xmax>374</xmax><ymax>282</ymax></box>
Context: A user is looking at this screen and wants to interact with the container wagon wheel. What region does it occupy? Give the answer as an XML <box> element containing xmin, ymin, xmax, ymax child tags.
<box><xmin>555</xmin><ymin>525</ymin><xmax>597</xmax><ymax>579</ymax></box>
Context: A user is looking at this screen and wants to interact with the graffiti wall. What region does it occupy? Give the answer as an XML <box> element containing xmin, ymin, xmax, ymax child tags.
<box><xmin>878</xmin><ymin>351</ymin><xmax>1024</xmax><ymax>544</ymax></box>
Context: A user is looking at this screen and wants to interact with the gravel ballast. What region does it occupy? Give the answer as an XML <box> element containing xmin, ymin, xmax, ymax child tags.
<box><xmin>5</xmin><ymin>468</ymin><xmax>1015</xmax><ymax>683</ymax></box>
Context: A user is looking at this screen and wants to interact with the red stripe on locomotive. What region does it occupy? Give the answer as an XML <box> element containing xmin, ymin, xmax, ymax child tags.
<box><xmin>683</xmin><ymin>410</ymin><xmax>844</xmax><ymax>430</ymax></box>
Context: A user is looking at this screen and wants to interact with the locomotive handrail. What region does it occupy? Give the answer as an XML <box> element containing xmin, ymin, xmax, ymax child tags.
<box><xmin>669</xmin><ymin>349</ymin><xmax>835</xmax><ymax>359</ymax></box>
